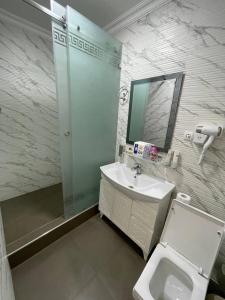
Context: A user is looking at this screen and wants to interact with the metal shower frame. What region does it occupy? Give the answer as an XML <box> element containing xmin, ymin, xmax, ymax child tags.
<box><xmin>22</xmin><ymin>0</ymin><xmax>67</xmax><ymax>28</ymax></box>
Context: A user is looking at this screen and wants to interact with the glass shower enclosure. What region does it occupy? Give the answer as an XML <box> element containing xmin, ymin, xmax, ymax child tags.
<box><xmin>51</xmin><ymin>1</ymin><xmax>122</xmax><ymax>217</ymax></box>
<box><xmin>0</xmin><ymin>0</ymin><xmax>121</xmax><ymax>256</ymax></box>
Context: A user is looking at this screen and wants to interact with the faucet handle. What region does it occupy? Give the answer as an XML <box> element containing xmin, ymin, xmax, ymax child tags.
<box><xmin>132</xmin><ymin>162</ymin><xmax>142</xmax><ymax>169</ymax></box>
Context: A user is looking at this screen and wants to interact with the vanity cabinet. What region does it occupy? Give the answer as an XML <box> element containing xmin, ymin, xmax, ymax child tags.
<box><xmin>111</xmin><ymin>191</ymin><xmax>132</xmax><ymax>233</ymax></box>
<box><xmin>99</xmin><ymin>177</ymin><xmax>171</xmax><ymax>260</ymax></box>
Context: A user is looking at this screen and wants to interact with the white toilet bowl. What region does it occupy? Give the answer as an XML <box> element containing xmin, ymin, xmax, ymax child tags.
<box><xmin>133</xmin><ymin>244</ymin><xmax>208</xmax><ymax>300</ymax></box>
<box><xmin>133</xmin><ymin>199</ymin><xmax>224</xmax><ymax>300</ymax></box>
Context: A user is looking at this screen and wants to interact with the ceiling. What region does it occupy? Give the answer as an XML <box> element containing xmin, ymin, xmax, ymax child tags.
<box><xmin>0</xmin><ymin>0</ymin><xmax>143</xmax><ymax>30</ymax></box>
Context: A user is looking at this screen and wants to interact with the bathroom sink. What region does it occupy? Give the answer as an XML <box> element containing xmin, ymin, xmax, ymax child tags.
<box><xmin>100</xmin><ymin>162</ymin><xmax>175</xmax><ymax>202</ymax></box>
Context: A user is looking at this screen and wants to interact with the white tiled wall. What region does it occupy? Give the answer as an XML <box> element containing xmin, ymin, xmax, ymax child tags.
<box><xmin>143</xmin><ymin>78</ymin><xmax>176</xmax><ymax>147</ymax></box>
<box><xmin>114</xmin><ymin>0</ymin><xmax>225</xmax><ymax>285</ymax></box>
<box><xmin>0</xmin><ymin>12</ymin><xmax>61</xmax><ymax>202</ymax></box>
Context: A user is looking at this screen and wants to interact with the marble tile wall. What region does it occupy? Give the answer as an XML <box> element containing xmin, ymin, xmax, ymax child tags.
<box><xmin>0</xmin><ymin>208</ymin><xmax>15</xmax><ymax>300</ymax></box>
<box><xmin>115</xmin><ymin>0</ymin><xmax>225</xmax><ymax>285</ymax></box>
<box><xmin>0</xmin><ymin>13</ymin><xmax>61</xmax><ymax>202</ymax></box>
<box><xmin>143</xmin><ymin>79</ymin><xmax>176</xmax><ymax>147</ymax></box>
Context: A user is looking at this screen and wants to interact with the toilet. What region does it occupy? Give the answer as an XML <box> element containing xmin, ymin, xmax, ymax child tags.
<box><xmin>133</xmin><ymin>199</ymin><xmax>225</xmax><ymax>300</ymax></box>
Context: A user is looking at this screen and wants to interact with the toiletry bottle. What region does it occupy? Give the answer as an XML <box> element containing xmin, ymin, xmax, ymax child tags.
<box><xmin>134</xmin><ymin>143</ymin><xmax>139</xmax><ymax>155</ymax></box>
<box><xmin>150</xmin><ymin>145</ymin><xmax>158</xmax><ymax>161</ymax></box>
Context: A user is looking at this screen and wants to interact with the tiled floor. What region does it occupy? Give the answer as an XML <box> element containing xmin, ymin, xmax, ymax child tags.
<box><xmin>12</xmin><ymin>215</ymin><xmax>146</xmax><ymax>300</ymax></box>
<box><xmin>1</xmin><ymin>184</ymin><xmax>64</xmax><ymax>253</ymax></box>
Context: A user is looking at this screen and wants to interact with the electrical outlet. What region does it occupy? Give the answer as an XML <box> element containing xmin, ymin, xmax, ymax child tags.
<box><xmin>184</xmin><ymin>131</ymin><xmax>193</xmax><ymax>141</ymax></box>
<box><xmin>193</xmin><ymin>132</ymin><xmax>208</xmax><ymax>145</ymax></box>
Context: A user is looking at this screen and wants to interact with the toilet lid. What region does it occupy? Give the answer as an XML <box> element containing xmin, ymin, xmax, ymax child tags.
<box><xmin>160</xmin><ymin>199</ymin><xmax>224</xmax><ymax>278</ymax></box>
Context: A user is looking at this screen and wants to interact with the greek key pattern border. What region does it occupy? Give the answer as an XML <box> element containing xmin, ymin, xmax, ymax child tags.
<box><xmin>53</xmin><ymin>27</ymin><xmax>120</xmax><ymax>67</ymax></box>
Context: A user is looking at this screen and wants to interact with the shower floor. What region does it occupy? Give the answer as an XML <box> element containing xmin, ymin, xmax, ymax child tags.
<box><xmin>12</xmin><ymin>215</ymin><xmax>145</xmax><ymax>300</ymax></box>
<box><xmin>0</xmin><ymin>184</ymin><xmax>64</xmax><ymax>253</ymax></box>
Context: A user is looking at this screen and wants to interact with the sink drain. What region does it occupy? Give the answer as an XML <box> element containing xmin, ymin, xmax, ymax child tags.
<box><xmin>128</xmin><ymin>185</ymin><xmax>134</xmax><ymax>189</ymax></box>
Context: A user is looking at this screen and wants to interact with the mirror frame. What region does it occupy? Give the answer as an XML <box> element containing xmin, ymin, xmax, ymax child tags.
<box><xmin>126</xmin><ymin>72</ymin><xmax>184</xmax><ymax>152</ymax></box>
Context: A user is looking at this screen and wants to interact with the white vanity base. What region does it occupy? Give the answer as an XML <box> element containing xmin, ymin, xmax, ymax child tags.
<box><xmin>99</xmin><ymin>176</ymin><xmax>172</xmax><ymax>260</ymax></box>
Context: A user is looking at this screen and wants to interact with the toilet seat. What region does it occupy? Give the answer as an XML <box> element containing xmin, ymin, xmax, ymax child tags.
<box><xmin>133</xmin><ymin>200</ymin><xmax>225</xmax><ymax>300</ymax></box>
<box><xmin>133</xmin><ymin>244</ymin><xmax>208</xmax><ymax>300</ymax></box>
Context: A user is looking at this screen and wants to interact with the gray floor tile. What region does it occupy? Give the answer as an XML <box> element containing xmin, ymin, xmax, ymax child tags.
<box><xmin>1</xmin><ymin>184</ymin><xmax>64</xmax><ymax>246</ymax></box>
<box><xmin>98</xmin><ymin>242</ymin><xmax>146</xmax><ymax>300</ymax></box>
<box><xmin>12</xmin><ymin>215</ymin><xmax>145</xmax><ymax>300</ymax></box>
<box><xmin>13</xmin><ymin>235</ymin><xmax>96</xmax><ymax>300</ymax></box>
<box><xmin>70</xmin><ymin>216</ymin><xmax>126</xmax><ymax>271</ymax></box>
<box><xmin>73</xmin><ymin>275</ymin><xmax>115</xmax><ymax>300</ymax></box>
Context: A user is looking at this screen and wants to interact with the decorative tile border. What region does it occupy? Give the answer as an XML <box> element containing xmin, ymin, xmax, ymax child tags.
<box><xmin>53</xmin><ymin>27</ymin><xmax>67</xmax><ymax>46</ymax></box>
<box><xmin>69</xmin><ymin>34</ymin><xmax>104</xmax><ymax>59</ymax></box>
<box><xmin>53</xmin><ymin>27</ymin><xmax>120</xmax><ymax>68</ymax></box>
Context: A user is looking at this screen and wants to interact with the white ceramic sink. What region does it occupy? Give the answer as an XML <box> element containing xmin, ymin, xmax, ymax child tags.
<box><xmin>100</xmin><ymin>162</ymin><xmax>175</xmax><ymax>202</ymax></box>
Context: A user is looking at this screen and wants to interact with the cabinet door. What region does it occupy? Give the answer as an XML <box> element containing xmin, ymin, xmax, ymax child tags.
<box><xmin>131</xmin><ymin>200</ymin><xmax>158</xmax><ymax>229</ymax></box>
<box><xmin>128</xmin><ymin>200</ymin><xmax>158</xmax><ymax>253</ymax></box>
<box><xmin>111</xmin><ymin>189</ymin><xmax>132</xmax><ymax>234</ymax></box>
<box><xmin>99</xmin><ymin>179</ymin><xmax>115</xmax><ymax>218</ymax></box>
<box><xmin>128</xmin><ymin>215</ymin><xmax>153</xmax><ymax>251</ymax></box>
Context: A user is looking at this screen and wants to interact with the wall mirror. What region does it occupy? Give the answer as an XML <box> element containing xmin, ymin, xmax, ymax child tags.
<box><xmin>126</xmin><ymin>72</ymin><xmax>184</xmax><ymax>152</ymax></box>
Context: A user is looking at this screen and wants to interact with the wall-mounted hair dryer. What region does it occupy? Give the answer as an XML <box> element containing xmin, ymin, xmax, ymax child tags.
<box><xmin>196</xmin><ymin>123</ymin><xmax>223</xmax><ymax>164</ymax></box>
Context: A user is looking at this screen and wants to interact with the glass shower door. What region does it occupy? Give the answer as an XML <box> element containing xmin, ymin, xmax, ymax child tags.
<box><xmin>52</xmin><ymin>2</ymin><xmax>121</xmax><ymax>217</ymax></box>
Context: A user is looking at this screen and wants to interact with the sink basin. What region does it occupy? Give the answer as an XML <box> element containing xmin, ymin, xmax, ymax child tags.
<box><xmin>100</xmin><ymin>162</ymin><xmax>175</xmax><ymax>202</ymax></box>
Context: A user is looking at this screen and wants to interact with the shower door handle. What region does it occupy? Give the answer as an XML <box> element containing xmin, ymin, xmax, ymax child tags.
<box><xmin>64</xmin><ymin>131</ymin><xmax>70</xmax><ymax>136</ymax></box>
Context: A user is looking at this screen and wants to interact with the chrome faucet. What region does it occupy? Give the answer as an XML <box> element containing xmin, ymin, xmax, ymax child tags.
<box><xmin>132</xmin><ymin>163</ymin><xmax>142</xmax><ymax>176</ymax></box>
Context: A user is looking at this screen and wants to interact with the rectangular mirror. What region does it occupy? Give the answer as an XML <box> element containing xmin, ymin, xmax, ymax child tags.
<box><xmin>126</xmin><ymin>72</ymin><xmax>184</xmax><ymax>152</ymax></box>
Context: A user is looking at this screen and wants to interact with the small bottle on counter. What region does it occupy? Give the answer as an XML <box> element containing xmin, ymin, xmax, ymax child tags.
<box><xmin>150</xmin><ymin>145</ymin><xmax>159</xmax><ymax>161</ymax></box>
<box><xmin>133</xmin><ymin>141</ymin><xmax>152</xmax><ymax>158</ymax></box>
